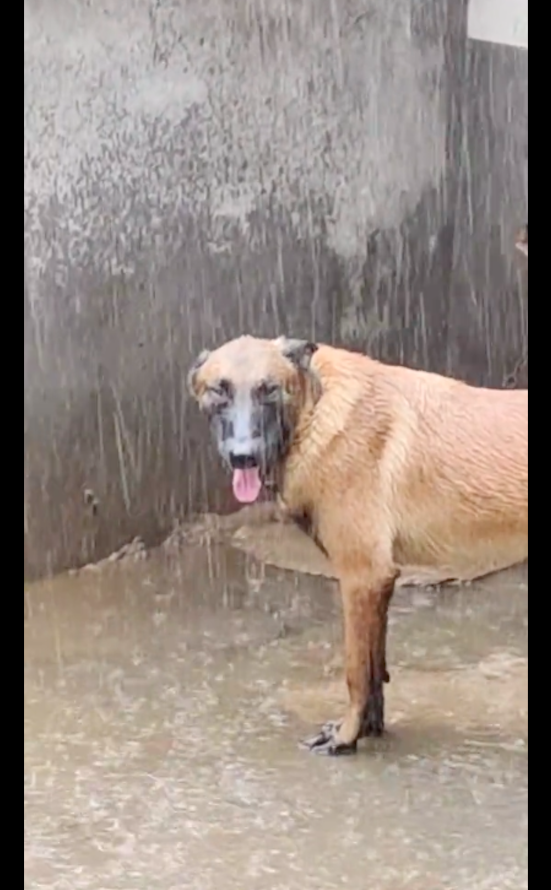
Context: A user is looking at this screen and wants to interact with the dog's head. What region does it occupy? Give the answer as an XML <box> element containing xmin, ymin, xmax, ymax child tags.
<box><xmin>188</xmin><ymin>335</ymin><xmax>318</xmax><ymax>503</ymax></box>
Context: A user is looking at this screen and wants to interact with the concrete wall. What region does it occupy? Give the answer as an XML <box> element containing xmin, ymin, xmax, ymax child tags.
<box><xmin>24</xmin><ymin>0</ymin><xmax>527</xmax><ymax>579</ymax></box>
<box><xmin>450</xmin><ymin>1</ymin><xmax>528</xmax><ymax>386</ymax></box>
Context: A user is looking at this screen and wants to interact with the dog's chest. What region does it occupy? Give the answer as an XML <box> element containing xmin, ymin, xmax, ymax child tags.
<box><xmin>278</xmin><ymin>464</ymin><xmax>330</xmax><ymax>555</ymax></box>
<box><xmin>286</xmin><ymin>508</ymin><xmax>329</xmax><ymax>559</ymax></box>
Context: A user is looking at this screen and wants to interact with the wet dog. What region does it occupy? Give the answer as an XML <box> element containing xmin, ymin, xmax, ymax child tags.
<box><xmin>188</xmin><ymin>336</ymin><xmax>528</xmax><ymax>755</ymax></box>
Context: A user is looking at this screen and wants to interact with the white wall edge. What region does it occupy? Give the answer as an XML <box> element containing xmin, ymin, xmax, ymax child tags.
<box><xmin>467</xmin><ymin>0</ymin><xmax>528</xmax><ymax>49</ymax></box>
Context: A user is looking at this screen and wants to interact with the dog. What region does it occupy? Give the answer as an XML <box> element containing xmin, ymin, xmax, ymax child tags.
<box><xmin>188</xmin><ymin>336</ymin><xmax>528</xmax><ymax>755</ymax></box>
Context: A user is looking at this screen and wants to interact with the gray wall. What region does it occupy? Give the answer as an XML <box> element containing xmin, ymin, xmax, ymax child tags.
<box><xmin>447</xmin><ymin>38</ymin><xmax>528</xmax><ymax>387</ymax></box>
<box><xmin>24</xmin><ymin>0</ymin><xmax>527</xmax><ymax>580</ymax></box>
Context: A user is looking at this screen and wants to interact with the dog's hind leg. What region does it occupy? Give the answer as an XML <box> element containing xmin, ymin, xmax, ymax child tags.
<box><xmin>302</xmin><ymin>558</ymin><xmax>398</xmax><ymax>756</ymax></box>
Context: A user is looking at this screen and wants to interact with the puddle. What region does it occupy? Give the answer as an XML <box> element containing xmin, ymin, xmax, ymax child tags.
<box><xmin>25</xmin><ymin>536</ymin><xmax>527</xmax><ymax>889</ymax></box>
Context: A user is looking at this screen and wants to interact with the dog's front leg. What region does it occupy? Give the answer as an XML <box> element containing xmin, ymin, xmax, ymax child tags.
<box><xmin>303</xmin><ymin>567</ymin><xmax>398</xmax><ymax>756</ymax></box>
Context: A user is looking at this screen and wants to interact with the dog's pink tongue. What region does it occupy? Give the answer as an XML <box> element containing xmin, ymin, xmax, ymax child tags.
<box><xmin>232</xmin><ymin>467</ymin><xmax>262</xmax><ymax>503</ymax></box>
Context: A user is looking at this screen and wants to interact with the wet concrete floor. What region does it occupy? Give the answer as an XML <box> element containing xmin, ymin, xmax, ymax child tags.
<box><xmin>25</xmin><ymin>539</ymin><xmax>528</xmax><ymax>889</ymax></box>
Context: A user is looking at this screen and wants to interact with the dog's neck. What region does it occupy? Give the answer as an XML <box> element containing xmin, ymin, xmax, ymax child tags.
<box><xmin>303</xmin><ymin>366</ymin><xmax>323</xmax><ymax>410</ymax></box>
<box><xmin>291</xmin><ymin>369</ymin><xmax>323</xmax><ymax>442</ymax></box>
<box><xmin>274</xmin><ymin>370</ymin><xmax>327</xmax><ymax>511</ymax></box>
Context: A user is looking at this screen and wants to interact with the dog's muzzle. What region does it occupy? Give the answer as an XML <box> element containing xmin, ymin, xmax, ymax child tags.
<box><xmin>228</xmin><ymin>452</ymin><xmax>259</xmax><ymax>470</ymax></box>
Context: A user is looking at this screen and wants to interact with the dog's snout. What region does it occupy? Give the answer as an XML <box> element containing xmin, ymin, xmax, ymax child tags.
<box><xmin>229</xmin><ymin>452</ymin><xmax>258</xmax><ymax>470</ymax></box>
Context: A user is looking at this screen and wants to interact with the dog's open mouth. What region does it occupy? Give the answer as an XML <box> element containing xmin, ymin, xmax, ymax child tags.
<box><xmin>232</xmin><ymin>467</ymin><xmax>263</xmax><ymax>504</ymax></box>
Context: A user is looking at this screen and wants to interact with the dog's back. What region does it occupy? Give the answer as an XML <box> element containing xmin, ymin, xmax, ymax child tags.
<box><xmin>308</xmin><ymin>346</ymin><xmax>528</xmax><ymax>579</ymax></box>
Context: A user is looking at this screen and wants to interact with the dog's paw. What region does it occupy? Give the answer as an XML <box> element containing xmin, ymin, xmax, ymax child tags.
<box><xmin>300</xmin><ymin>721</ymin><xmax>358</xmax><ymax>756</ymax></box>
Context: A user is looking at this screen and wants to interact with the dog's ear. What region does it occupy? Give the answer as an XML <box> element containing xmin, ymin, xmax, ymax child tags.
<box><xmin>187</xmin><ymin>349</ymin><xmax>211</xmax><ymax>396</ymax></box>
<box><xmin>275</xmin><ymin>337</ymin><xmax>318</xmax><ymax>371</ymax></box>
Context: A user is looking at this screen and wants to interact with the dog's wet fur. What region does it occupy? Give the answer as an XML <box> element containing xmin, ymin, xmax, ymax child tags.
<box><xmin>189</xmin><ymin>335</ymin><xmax>528</xmax><ymax>756</ymax></box>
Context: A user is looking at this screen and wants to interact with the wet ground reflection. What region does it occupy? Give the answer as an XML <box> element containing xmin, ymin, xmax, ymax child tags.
<box><xmin>25</xmin><ymin>537</ymin><xmax>527</xmax><ymax>889</ymax></box>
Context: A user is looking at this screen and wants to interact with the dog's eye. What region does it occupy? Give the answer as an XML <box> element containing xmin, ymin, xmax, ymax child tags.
<box><xmin>208</xmin><ymin>380</ymin><xmax>231</xmax><ymax>397</ymax></box>
<box><xmin>206</xmin><ymin>381</ymin><xmax>231</xmax><ymax>406</ymax></box>
<box><xmin>257</xmin><ymin>381</ymin><xmax>280</xmax><ymax>400</ymax></box>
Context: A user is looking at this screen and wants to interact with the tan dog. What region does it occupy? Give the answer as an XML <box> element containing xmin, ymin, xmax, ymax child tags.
<box><xmin>188</xmin><ymin>336</ymin><xmax>528</xmax><ymax>755</ymax></box>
